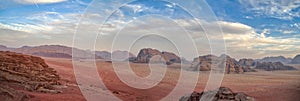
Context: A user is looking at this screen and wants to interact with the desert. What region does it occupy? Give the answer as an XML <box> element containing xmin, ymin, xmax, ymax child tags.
<box><xmin>1</xmin><ymin>48</ymin><xmax>299</xmax><ymax>101</ymax></box>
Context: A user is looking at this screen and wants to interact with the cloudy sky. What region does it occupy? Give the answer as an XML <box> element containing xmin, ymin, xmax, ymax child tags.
<box><xmin>0</xmin><ymin>0</ymin><xmax>299</xmax><ymax>59</ymax></box>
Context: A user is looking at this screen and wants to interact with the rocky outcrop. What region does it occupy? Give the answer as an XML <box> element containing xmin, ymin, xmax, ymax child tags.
<box><xmin>256</xmin><ymin>56</ymin><xmax>292</xmax><ymax>64</ymax></box>
<box><xmin>255</xmin><ymin>62</ymin><xmax>296</xmax><ymax>71</ymax></box>
<box><xmin>135</xmin><ymin>48</ymin><xmax>181</xmax><ymax>65</ymax></box>
<box><xmin>0</xmin><ymin>51</ymin><xmax>62</xmax><ymax>98</ymax></box>
<box><xmin>0</xmin><ymin>85</ymin><xmax>29</xmax><ymax>101</ymax></box>
<box><xmin>189</xmin><ymin>55</ymin><xmax>244</xmax><ymax>74</ymax></box>
<box><xmin>190</xmin><ymin>55</ymin><xmax>218</xmax><ymax>71</ymax></box>
<box><xmin>291</xmin><ymin>55</ymin><xmax>300</xmax><ymax>64</ymax></box>
<box><xmin>238</xmin><ymin>59</ymin><xmax>257</xmax><ymax>72</ymax></box>
<box><xmin>179</xmin><ymin>87</ymin><xmax>255</xmax><ymax>101</ymax></box>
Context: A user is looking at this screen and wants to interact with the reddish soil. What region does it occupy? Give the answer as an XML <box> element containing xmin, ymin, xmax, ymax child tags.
<box><xmin>23</xmin><ymin>57</ymin><xmax>300</xmax><ymax>101</ymax></box>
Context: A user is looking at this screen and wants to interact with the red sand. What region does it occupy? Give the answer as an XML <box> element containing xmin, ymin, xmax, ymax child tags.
<box><xmin>24</xmin><ymin>57</ymin><xmax>300</xmax><ymax>101</ymax></box>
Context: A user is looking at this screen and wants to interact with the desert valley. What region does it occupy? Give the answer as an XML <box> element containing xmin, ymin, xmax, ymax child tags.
<box><xmin>0</xmin><ymin>45</ymin><xmax>299</xmax><ymax>101</ymax></box>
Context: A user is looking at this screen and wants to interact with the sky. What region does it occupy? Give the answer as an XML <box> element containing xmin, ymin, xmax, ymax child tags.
<box><xmin>0</xmin><ymin>0</ymin><xmax>299</xmax><ymax>59</ymax></box>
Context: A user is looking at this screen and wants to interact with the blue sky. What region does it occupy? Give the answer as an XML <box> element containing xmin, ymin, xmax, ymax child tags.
<box><xmin>0</xmin><ymin>0</ymin><xmax>299</xmax><ymax>59</ymax></box>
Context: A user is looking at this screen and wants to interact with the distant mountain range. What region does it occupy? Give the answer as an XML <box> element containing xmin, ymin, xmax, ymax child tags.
<box><xmin>0</xmin><ymin>44</ymin><xmax>299</xmax><ymax>66</ymax></box>
<box><xmin>0</xmin><ymin>45</ymin><xmax>134</xmax><ymax>60</ymax></box>
<box><xmin>255</xmin><ymin>56</ymin><xmax>292</xmax><ymax>64</ymax></box>
<box><xmin>291</xmin><ymin>55</ymin><xmax>300</xmax><ymax>64</ymax></box>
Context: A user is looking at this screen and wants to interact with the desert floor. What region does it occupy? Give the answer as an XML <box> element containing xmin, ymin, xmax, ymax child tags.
<box><xmin>28</xmin><ymin>57</ymin><xmax>300</xmax><ymax>101</ymax></box>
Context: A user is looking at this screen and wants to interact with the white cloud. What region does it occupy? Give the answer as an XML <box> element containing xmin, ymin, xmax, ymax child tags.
<box><xmin>0</xmin><ymin>22</ymin><xmax>53</xmax><ymax>33</ymax></box>
<box><xmin>14</xmin><ymin>0</ymin><xmax>67</xmax><ymax>4</ymax></box>
<box><xmin>239</xmin><ymin>0</ymin><xmax>300</xmax><ymax>20</ymax></box>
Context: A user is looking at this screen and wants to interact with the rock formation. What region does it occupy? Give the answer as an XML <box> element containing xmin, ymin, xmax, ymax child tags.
<box><xmin>291</xmin><ymin>55</ymin><xmax>300</xmax><ymax>64</ymax></box>
<box><xmin>0</xmin><ymin>85</ymin><xmax>29</xmax><ymax>101</ymax></box>
<box><xmin>0</xmin><ymin>51</ymin><xmax>62</xmax><ymax>101</ymax></box>
<box><xmin>255</xmin><ymin>62</ymin><xmax>296</xmax><ymax>71</ymax></box>
<box><xmin>189</xmin><ymin>55</ymin><xmax>245</xmax><ymax>74</ymax></box>
<box><xmin>135</xmin><ymin>48</ymin><xmax>181</xmax><ymax>65</ymax></box>
<box><xmin>190</xmin><ymin>55</ymin><xmax>218</xmax><ymax>71</ymax></box>
<box><xmin>179</xmin><ymin>87</ymin><xmax>255</xmax><ymax>101</ymax></box>
<box><xmin>238</xmin><ymin>59</ymin><xmax>257</xmax><ymax>72</ymax></box>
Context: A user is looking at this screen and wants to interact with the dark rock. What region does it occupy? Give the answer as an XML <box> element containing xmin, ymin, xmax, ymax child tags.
<box><xmin>179</xmin><ymin>87</ymin><xmax>255</xmax><ymax>101</ymax></box>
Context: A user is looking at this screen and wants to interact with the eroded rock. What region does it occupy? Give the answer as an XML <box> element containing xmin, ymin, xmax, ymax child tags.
<box><xmin>135</xmin><ymin>48</ymin><xmax>181</xmax><ymax>65</ymax></box>
<box><xmin>0</xmin><ymin>51</ymin><xmax>62</xmax><ymax>100</ymax></box>
<box><xmin>179</xmin><ymin>87</ymin><xmax>255</xmax><ymax>101</ymax></box>
<box><xmin>189</xmin><ymin>55</ymin><xmax>245</xmax><ymax>74</ymax></box>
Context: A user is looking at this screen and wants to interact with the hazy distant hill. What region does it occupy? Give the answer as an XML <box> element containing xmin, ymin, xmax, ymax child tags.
<box><xmin>111</xmin><ymin>50</ymin><xmax>135</xmax><ymax>61</ymax></box>
<box><xmin>256</xmin><ymin>56</ymin><xmax>292</xmax><ymax>64</ymax></box>
<box><xmin>0</xmin><ymin>45</ymin><xmax>102</xmax><ymax>59</ymax></box>
<box><xmin>256</xmin><ymin>62</ymin><xmax>296</xmax><ymax>71</ymax></box>
<box><xmin>95</xmin><ymin>51</ymin><xmax>111</xmax><ymax>60</ymax></box>
<box><xmin>291</xmin><ymin>55</ymin><xmax>300</xmax><ymax>64</ymax></box>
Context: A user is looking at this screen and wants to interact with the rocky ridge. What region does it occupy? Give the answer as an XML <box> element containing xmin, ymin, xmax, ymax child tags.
<box><xmin>0</xmin><ymin>51</ymin><xmax>62</xmax><ymax>101</ymax></box>
<box><xmin>189</xmin><ymin>55</ymin><xmax>252</xmax><ymax>74</ymax></box>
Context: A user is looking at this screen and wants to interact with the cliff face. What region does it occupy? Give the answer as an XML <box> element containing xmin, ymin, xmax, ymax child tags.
<box><xmin>189</xmin><ymin>55</ymin><xmax>246</xmax><ymax>74</ymax></box>
<box><xmin>238</xmin><ymin>59</ymin><xmax>257</xmax><ymax>72</ymax></box>
<box><xmin>135</xmin><ymin>48</ymin><xmax>181</xmax><ymax>65</ymax></box>
<box><xmin>0</xmin><ymin>51</ymin><xmax>61</xmax><ymax>101</ymax></box>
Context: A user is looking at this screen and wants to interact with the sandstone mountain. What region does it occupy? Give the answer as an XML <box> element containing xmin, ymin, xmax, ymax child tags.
<box><xmin>179</xmin><ymin>87</ymin><xmax>255</xmax><ymax>101</ymax></box>
<box><xmin>291</xmin><ymin>55</ymin><xmax>300</xmax><ymax>64</ymax></box>
<box><xmin>135</xmin><ymin>48</ymin><xmax>181</xmax><ymax>65</ymax></box>
<box><xmin>0</xmin><ymin>51</ymin><xmax>62</xmax><ymax>101</ymax></box>
<box><xmin>255</xmin><ymin>62</ymin><xmax>296</xmax><ymax>71</ymax></box>
<box><xmin>189</xmin><ymin>54</ymin><xmax>248</xmax><ymax>74</ymax></box>
<box><xmin>256</xmin><ymin>56</ymin><xmax>292</xmax><ymax>64</ymax></box>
